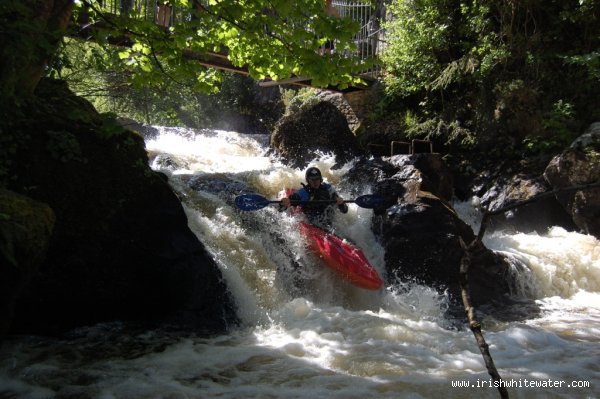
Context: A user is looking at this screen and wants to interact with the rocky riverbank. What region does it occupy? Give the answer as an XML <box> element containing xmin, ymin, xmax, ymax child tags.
<box><xmin>0</xmin><ymin>79</ymin><xmax>239</xmax><ymax>342</ymax></box>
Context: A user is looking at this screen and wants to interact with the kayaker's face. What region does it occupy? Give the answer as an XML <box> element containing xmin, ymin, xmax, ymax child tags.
<box><xmin>308</xmin><ymin>177</ymin><xmax>322</xmax><ymax>189</ymax></box>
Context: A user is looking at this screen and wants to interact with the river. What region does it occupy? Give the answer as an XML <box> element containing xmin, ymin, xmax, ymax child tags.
<box><xmin>1</xmin><ymin>127</ymin><xmax>598</xmax><ymax>398</ymax></box>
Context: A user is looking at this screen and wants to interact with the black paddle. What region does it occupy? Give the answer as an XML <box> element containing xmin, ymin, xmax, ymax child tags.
<box><xmin>235</xmin><ymin>193</ymin><xmax>385</xmax><ymax>211</ymax></box>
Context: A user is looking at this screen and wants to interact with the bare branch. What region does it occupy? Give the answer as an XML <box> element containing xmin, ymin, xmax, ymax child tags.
<box><xmin>457</xmin><ymin>181</ymin><xmax>600</xmax><ymax>398</ymax></box>
<box><xmin>459</xmin><ymin>238</ymin><xmax>509</xmax><ymax>399</ymax></box>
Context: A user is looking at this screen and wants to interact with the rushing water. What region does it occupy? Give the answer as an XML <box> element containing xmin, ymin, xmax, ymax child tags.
<box><xmin>1</xmin><ymin>127</ymin><xmax>599</xmax><ymax>399</ymax></box>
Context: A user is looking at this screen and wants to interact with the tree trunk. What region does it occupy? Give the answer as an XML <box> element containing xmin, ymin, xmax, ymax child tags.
<box><xmin>0</xmin><ymin>0</ymin><xmax>73</xmax><ymax>107</ymax></box>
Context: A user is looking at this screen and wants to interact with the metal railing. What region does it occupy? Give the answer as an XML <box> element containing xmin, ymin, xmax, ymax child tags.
<box><xmin>368</xmin><ymin>140</ymin><xmax>435</xmax><ymax>157</ymax></box>
<box><xmin>85</xmin><ymin>0</ymin><xmax>386</xmax><ymax>79</ymax></box>
<box><xmin>332</xmin><ymin>0</ymin><xmax>387</xmax><ymax>79</ymax></box>
<box><xmin>89</xmin><ymin>0</ymin><xmax>184</xmax><ymax>26</ymax></box>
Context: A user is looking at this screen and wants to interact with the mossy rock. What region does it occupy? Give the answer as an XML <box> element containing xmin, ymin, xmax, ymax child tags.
<box><xmin>271</xmin><ymin>101</ymin><xmax>363</xmax><ymax>168</ymax></box>
<box><xmin>0</xmin><ymin>189</ymin><xmax>55</xmax><ymax>338</ymax></box>
<box><xmin>3</xmin><ymin>78</ymin><xmax>238</xmax><ymax>335</ymax></box>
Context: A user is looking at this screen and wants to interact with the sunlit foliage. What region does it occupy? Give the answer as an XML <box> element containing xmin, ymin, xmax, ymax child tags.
<box><xmin>67</xmin><ymin>0</ymin><xmax>364</xmax><ymax>91</ymax></box>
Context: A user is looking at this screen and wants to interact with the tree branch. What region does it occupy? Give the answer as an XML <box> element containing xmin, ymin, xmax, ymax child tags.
<box><xmin>457</xmin><ymin>181</ymin><xmax>600</xmax><ymax>398</ymax></box>
<box><xmin>459</xmin><ymin>238</ymin><xmax>509</xmax><ymax>399</ymax></box>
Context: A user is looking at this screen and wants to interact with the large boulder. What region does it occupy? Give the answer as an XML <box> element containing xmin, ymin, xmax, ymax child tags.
<box><xmin>479</xmin><ymin>173</ymin><xmax>576</xmax><ymax>234</ymax></box>
<box><xmin>117</xmin><ymin>117</ymin><xmax>160</xmax><ymax>140</ymax></box>
<box><xmin>386</xmin><ymin>153</ymin><xmax>454</xmax><ymax>202</ymax></box>
<box><xmin>271</xmin><ymin>101</ymin><xmax>363</xmax><ymax>168</ymax></box>
<box><xmin>347</xmin><ymin>155</ymin><xmax>512</xmax><ymax>307</ymax></box>
<box><xmin>315</xmin><ymin>91</ymin><xmax>361</xmax><ymax>132</ymax></box>
<box><xmin>2</xmin><ymin>78</ymin><xmax>238</xmax><ymax>336</ymax></box>
<box><xmin>543</xmin><ymin>123</ymin><xmax>600</xmax><ymax>238</ymax></box>
<box><xmin>0</xmin><ymin>190</ymin><xmax>55</xmax><ymax>340</ymax></box>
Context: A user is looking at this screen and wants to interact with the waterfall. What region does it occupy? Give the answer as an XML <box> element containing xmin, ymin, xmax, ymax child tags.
<box><xmin>1</xmin><ymin>127</ymin><xmax>598</xmax><ymax>399</ymax></box>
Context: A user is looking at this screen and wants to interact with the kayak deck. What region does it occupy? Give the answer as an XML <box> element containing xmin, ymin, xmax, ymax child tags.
<box><xmin>299</xmin><ymin>221</ymin><xmax>384</xmax><ymax>290</ymax></box>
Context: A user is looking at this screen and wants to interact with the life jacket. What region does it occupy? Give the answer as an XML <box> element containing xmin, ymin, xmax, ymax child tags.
<box><xmin>289</xmin><ymin>183</ymin><xmax>347</xmax><ymax>226</ymax></box>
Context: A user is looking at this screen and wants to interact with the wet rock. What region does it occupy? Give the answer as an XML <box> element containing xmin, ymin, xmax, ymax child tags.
<box><xmin>185</xmin><ymin>173</ymin><xmax>250</xmax><ymax>204</ymax></box>
<box><xmin>387</xmin><ymin>153</ymin><xmax>454</xmax><ymax>202</ymax></box>
<box><xmin>153</xmin><ymin>153</ymin><xmax>189</xmax><ymax>171</ymax></box>
<box><xmin>348</xmin><ymin>156</ymin><xmax>513</xmax><ymax>307</ymax></box>
<box><xmin>117</xmin><ymin>117</ymin><xmax>160</xmax><ymax>140</ymax></box>
<box><xmin>479</xmin><ymin>174</ymin><xmax>576</xmax><ymax>234</ymax></box>
<box><xmin>544</xmin><ymin>123</ymin><xmax>600</xmax><ymax>238</ymax></box>
<box><xmin>271</xmin><ymin>101</ymin><xmax>363</xmax><ymax>168</ymax></box>
<box><xmin>374</xmin><ymin>182</ymin><xmax>511</xmax><ymax>307</ymax></box>
<box><xmin>3</xmin><ymin>78</ymin><xmax>239</xmax><ymax>336</ymax></box>
<box><xmin>315</xmin><ymin>91</ymin><xmax>361</xmax><ymax>132</ymax></box>
<box><xmin>0</xmin><ymin>190</ymin><xmax>55</xmax><ymax>340</ymax></box>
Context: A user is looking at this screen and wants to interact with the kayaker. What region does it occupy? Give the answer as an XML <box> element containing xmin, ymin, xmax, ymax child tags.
<box><xmin>280</xmin><ymin>166</ymin><xmax>348</xmax><ymax>228</ymax></box>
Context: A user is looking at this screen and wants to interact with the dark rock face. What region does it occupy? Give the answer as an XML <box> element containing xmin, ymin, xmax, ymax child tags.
<box><xmin>347</xmin><ymin>155</ymin><xmax>512</xmax><ymax>306</ymax></box>
<box><xmin>479</xmin><ymin>174</ymin><xmax>576</xmax><ymax>234</ymax></box>
<box><xmin>543</xmin><ymin>123</ymin><xmax>600</xmax><ymax>238</ymax></box>
<box><xmin>315</xmin><ymin>91</ymin><xmax>361</xmax><ymax>132</ymax></box>
<box><xmin>2</xmin><ymin>78</ymin><xmax>238</xmax><ymax>336</ymax></box>
<box><xmin>451</xmin><ymin>123</ymin><xmax>600</xmax><ymax>238</ymax></box>
<box><xmin>271</xmin><ymin>101</ymin><xmax>363</xmax><ymax>168</ymax></box>
<box><xmin>117</xmin><ymin>117</ymin><xmax>160</xmax><ymax>140</ymax></box>
<box><xmin>387</xmin><ymin>153</ymin><xmax>454</xmax><ymax>202</ymax></box>
<box><xmin>374</xmin><ymin>191</ymin><xmax>511</xmax><ymax>306</ymax></box>
<box><xmin>0</xmin><ymin>190</ymin><xmax>55</xmax><ymax>339</ymax></box>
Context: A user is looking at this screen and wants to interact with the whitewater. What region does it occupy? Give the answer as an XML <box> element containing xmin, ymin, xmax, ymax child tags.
<box><xmin>0</xmin><ymin>127</ymin><xmax>598</xmax><ymax>399</ymax></box>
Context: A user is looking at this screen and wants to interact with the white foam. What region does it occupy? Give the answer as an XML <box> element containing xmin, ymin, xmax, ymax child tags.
<box><xmin>2</xmin><ymin>128</ymin><xmax>599</xmax><ymax>399</ymax></box>
<box><xmin>484</xmin><ymin>227</ymin><xmax>600</xmax><ymax>297</ymax></box>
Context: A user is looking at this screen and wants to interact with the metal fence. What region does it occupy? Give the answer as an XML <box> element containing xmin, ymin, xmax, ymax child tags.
<box><xmin>90</xmin><ymin>0</ymin><xmax>386</xmax><ymax>79</ymax></box>
<box><xmin>93</xmin><ymin>0</ymin><xmax>180</xmax><ymax>25</ymax></box>
<box><xmin>332</xmin><ymin>0</ymin><xmax>387</xmax><ymax>78</ymax></box>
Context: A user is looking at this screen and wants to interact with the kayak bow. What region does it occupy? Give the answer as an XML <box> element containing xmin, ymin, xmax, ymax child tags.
<box><xmin>299</xmin><ymin>221</ymin><xmax>384</xmax><ymax>290</ymax></box>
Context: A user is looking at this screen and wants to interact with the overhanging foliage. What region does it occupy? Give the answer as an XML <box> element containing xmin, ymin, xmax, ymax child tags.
<box><xmin>69</xmin><ymin>0</ymin><xmax>366</xmax><ymax>91</ymax></box>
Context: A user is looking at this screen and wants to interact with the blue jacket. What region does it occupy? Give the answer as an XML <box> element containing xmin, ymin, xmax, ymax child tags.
<box><xmin>289</xmin><ymin>182</ymin><xmax>348</xmax><ymax>226</ymax></box>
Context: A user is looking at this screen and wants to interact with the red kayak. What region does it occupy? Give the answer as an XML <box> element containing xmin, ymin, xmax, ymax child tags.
<box><xmin>298</xmin><ymin>220</ymin><xmax>384</xmax><ymax>290</ymax></box>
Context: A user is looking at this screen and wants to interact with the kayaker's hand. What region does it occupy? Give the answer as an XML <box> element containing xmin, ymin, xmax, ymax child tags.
<box><xmin>280</xmin><ymin>197</ymin><xmax>290</xmax><ymax>208</ymax></box>
<box><xmin>335</xmin><ymin>197</ymin><xmax>344</xmax><ymax>205</ymax></box>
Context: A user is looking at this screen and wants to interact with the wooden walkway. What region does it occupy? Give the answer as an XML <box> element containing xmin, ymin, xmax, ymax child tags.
<box><xmin>75</xmin><ymin>0</ymin><xmax>385</xmax><ymax>92</ymax></box>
